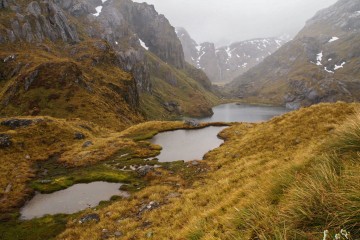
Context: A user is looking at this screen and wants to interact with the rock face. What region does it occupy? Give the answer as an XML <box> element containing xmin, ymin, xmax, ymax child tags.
<box><xmin>0</xmin><ymin>0</ymin><xmax>217</xmax><ymax>126</ymax></box>
<box><xmin>176</xmin><ymin>27</ymin><xmax>289</xmax><ymax>84</ymax></box>
<box><xmin>0</xmin><ymin>0</ymin><xmax>79</xmax><ymax>43</ymax></box>
<box><xmin>227</xmin><ymin>0</ymin><xmax>360</xmax><ymax>109</ymax></box>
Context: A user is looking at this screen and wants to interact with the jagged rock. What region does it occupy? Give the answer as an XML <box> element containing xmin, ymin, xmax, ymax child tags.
<box><xmin>74</xmin><ymin>132</ymin><xmax>85</xmax><ymax>140</ymax></box>
<box><xmin>27</xmin><ymin>1</ymin><xmax>42</xmax><ymax>17</ymax></box>
<box><xmin>1</xmin><ymin>119</ymin><xmax>33</xmax><ymax>129</ymax></box>
<box><xmin>0</xmin><ymin>134</ymin><xmax>12</xmax><ymax>148</ymax></box>
<box><xmin>136</xmin><ymin>165</ymin><xmax>154</xmax><ymax>177</ymax></box>
<box><xmin>3</xmin><ymin>54</ymin><xmax>16</xmax><ymax>63</ymax></box>
<box><xmin>82</xmin><ymin>141</ymin><xmax>94</xmax><ymax>148</ymax></box>
<box><xmin>24</xmin><ymin>70</ymin><xmax>38</xmax><ymax>91</ymax></box>
<box><xmin>138</xmin><ymin>201</ymin><xmax>159</xmax><ymax>215</ymax></box>
<box><xmin>79</xmin><ymin>213</ymin><xmax>100</xmax><ymax>224</ymax></box>
<box><xmin>177</xmin><ymin>27</ymin><xmax>289</xmax><ymax>83</ymax></box>
<box><xmin>4</xmin><ymin>184</ymin><xmax>12</xmax><ymax>193</ymax></box>
<box><xmin>184</xmin><ymin>119</ymin><xmax>200</xmax><ymax>127</ymax></box>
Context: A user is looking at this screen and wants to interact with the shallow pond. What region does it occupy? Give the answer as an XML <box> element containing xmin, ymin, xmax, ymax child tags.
<box><xmin>197</xmin><ymin>103</ymin><xmax>289</xmax><ymax>122</ymax></box>
<box><xmin>20</xmin><ymin>181</ymin><xmax>128</xmax><ymax>220</ymax></box>
<box><xmin>149</xmin><ymin>126</ymin><xmax>227</xmax><ymax>162</ymax></box>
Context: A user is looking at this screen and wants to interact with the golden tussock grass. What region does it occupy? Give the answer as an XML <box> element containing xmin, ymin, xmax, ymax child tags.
<box><xmin>56</xmin><ymin>102</ymin><xmax>360</xmax><ymax>240</ymax></box>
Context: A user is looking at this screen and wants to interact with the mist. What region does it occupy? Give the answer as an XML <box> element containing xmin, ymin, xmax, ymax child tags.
<box><xmin>133</xmin><ymin>0</ymin><xmax>338</xmax><ymax>46</ymax></box>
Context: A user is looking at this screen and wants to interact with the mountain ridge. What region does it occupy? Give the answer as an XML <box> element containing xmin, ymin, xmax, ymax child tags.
<box><xmin>176</xmin><ymin>27</ymin><xmax>290</xmax><ymax>84</ymax></box>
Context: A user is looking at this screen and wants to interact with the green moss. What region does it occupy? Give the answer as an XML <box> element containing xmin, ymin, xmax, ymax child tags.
<box><xmin>0</xmin><ymin>214</ymin><xmax>68</xmax><ymax>240</ymax></box>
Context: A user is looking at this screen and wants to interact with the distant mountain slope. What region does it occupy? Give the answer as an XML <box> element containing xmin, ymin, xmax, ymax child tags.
<box><xmin>227</xmin><ymin>0</ymin><xmax>360</xmax><ymax>109</ymax></box>
<box><xmin>0</xmin><ymin>0</ymin><xmax>218</xmax><ymax>129</ymax></box>
<box><xmin>176</xmin><ymin>27</ymin><xmax>289</xmax><ymax>84</ymax></box>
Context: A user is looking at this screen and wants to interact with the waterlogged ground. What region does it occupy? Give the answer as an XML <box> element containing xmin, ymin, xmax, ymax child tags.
<box><xmin>0</xmin><ymin>104</ymin><xmax>292</xmax><ymax>240</ymax></box>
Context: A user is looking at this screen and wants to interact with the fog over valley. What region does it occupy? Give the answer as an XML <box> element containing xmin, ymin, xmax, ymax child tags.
<box><xmin>134</xmin><ymin>0</ymin><xmax>337</xmax><ymax>45</ymax></box>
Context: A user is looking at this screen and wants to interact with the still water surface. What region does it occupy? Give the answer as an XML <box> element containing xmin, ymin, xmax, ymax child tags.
<box><xmin>149</xmin><ymin>126</ymin><xmax>227</xmax><ymax>162</ymax></box>
<box><xmin>197</xmin><ymin>103</ymin><xmax>289</xmax><ymax>122</ymax></box>
<box><xmin>21</xmin><ymin>181</ymin><xmax>128</xmax><ymax>220</ymax></box>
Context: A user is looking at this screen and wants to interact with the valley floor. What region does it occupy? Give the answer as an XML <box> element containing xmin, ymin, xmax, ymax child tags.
<box><xmin>1</xmin><ymin>102</ymin><xmax>360</xmax><ymax>240</ymax></box>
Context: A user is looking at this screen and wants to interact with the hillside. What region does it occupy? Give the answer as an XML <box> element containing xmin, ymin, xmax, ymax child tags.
<box><xmin>227</xmin><ymin>0</ymin><xmax>360</xmax><ymax>109</ymax></box>
<box><xmin>176</xmin><ymin>27</ymin><xmax>289</xmax><ymax>84</ymax></box>
<box><xmin>26</xmin><ymin>102</ymin><xmax>358</xmax><ymax>240</ymax></box>
<box><xmin>0</xmin><ymin>0</ymin><xmax>219</xmax><ymax>130</ymax></box>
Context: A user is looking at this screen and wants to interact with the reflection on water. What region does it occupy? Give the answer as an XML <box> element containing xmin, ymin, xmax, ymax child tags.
<box><xmin>197</xmin><ymin>103</ymin><xmax>289</xmax><ymax>122</ymax></box>
<box><xmin>20</xmin><ymin>181</ymin><xmax>128</xmax><ymax>220</ymax></box>
<box><xmin>149</xmin><ymin>126</ymin><xmax>227</xmax><ymax>162</ymax></box>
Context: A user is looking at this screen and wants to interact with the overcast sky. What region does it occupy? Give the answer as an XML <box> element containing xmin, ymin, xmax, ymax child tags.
<box><xmin>133</xmin><ymin>0</ymin><xmax>337</xmax><ymax>46</ymax></box>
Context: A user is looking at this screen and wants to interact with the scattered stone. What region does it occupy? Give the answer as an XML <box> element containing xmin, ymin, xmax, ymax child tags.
<box><xmin>82</xmin><ymin>141</ymin><xmax>93</xmax><ymax>148</ymax></box>
<box><xmin>101</xmin><ymin>229</ymin><xmax>110</xmax><ymax>239</ymax></box>
<box><xmin>5</xmin><ymin>184</ymin><xmax>12</xmax><ymax>193</ymax></box>
<box><xmin>114</xmin><ymin>231</ymin><xmax>123</xmax><ymax>238</ymax></box>
<box><xmin>138</xmin><ymin>201</ymin><xmax>159</xmax><ymax>215</ymax></box>
<box><xmin>146</xmin><ymin>231</ymin><xmax>154</xmax><ymax>238</ymax></box>
<box><xmin>79</xmin><ymin>213</ymin><xmax>100</xmax><ymax>224</ymax></box>
<box><xmin>1</xmin><ymin>119</ymin><xmax>33</xmax><ymax>129</ymax></box>
<box><xmin>0</xmin><ymin>134</ymin><xmax>12</xmax><ymax>148</ymax></box>
<box><xmin>191</xmin><ymin>161</ymin><xmax>199</xmax><ymax>166</ymax></box>
<box><xmin>25</xmin><ymin>155</ymin><xmax>31</xmax><ymax>159</ymax></box>
<box><xmin>136</xmin><ymin>165</ymin><xmax>154</xmax><ymax>177</ymax></box>
<box><xmin>184</xmin><ymin>119</ymin><xmax>200</xmax><ymax>127</ymax></box>
<box><xmin>105</xmin><ymin>211</ymin><xmax>112</xmax><ymax>217</ymax></box>
<box><xmin>74</xmin><ymin>132</ymin><xmax>85</xmax><ymax>140</ymax></box>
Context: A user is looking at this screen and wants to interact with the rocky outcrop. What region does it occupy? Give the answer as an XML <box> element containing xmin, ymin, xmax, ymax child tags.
<box><xmin>0</xmin><ymin>0</ymin><xmax>79</xmax><ymax>43</ymax></box>
<box><xmin>177</xmin><ymin>27</ymin><xmax>289</xmax><ymax>83</ymax></box>
<box><xmin>227</xmin><ymin>0</ymin><xmax>360</xmax><ymax>109</ymax></box>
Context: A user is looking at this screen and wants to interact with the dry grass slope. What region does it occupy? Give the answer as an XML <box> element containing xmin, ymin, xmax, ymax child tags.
<box><xmin>55</xmin><ymin>102</ymin><xmax>359</xmax><ymax>240</ymax></box>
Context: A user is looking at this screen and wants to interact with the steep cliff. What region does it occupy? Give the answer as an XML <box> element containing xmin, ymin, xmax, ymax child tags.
<box><xmin>177</xmin><ymin>27</ymin><xmax>289</xmax><ymax>84</ymax></box>
<box><xmin>0</xmin><ymin>0</ymin><xmax>217</xmax><ymax>129</ymax></box>
<box><xmin>227</xmin><ymin>0</ymin><xmax>360</xmax><ymax>109</ymax></box>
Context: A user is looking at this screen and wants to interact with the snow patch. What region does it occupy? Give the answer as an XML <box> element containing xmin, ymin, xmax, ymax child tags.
<box><xmin>328</xmin><ymin>37</ymin><xmax>339</xmax><ymax>43</ymax></box>
<box><xmin>115</xmin><ymin>41</ymin><xmax>118</xmax><ymax>45</ymax></box>
<box><xmin>93</xmin><ymin>6</ymin><xmax>103</xmax><ymax>17</ymax></box>
<box><xmin>226</xmin><ymin>47</ymin><xmax>232</xmax><ymax>58</ymax></box>
<box><xmin>324</xmin><ymin>67</ymin><xmax>334</xmax><ymax>74</ymax></box>
<box><xmin>139</xmin><ymin>39</ymin><xmax>149</xmax><ymax>50</ymax></box>
<box><xmin>102</xmin><ymin>0</ymin><xmax>108</xmax><ymax>3</ymax></box>
<box><xmin>316</xmin><ymin>52</ymin><xmax>323</xmax><ymax>66</ymax></box>
<box><xmin>334</xmin><ymin>62</ymin><xmax>346</xmax><ymax>70</ymax></box>
<box><xmin>195</xmin><ymin>46</ymin><xmax>202</xmax><ymax>52</ymax></box>
<box><xmin>328</xmin><ymin>58</ymin><xmax>332</xmax><ymax>61</ymax></box>
<box><xmin>242</xmin><ymin>63</ymin><xmax>248</xmax><ymax>68</ymax></box>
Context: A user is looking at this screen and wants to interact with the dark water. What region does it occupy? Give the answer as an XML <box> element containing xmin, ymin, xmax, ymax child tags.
<box><xmin>20</xmin><ymin>182</ymin><xmax>129</xmax><ymax>220</ymax></box>
<box><xmin>197</xmin><ymin>103</ymin><xmax>289</xmax><ymax>122</ymax></box>
<box><xmin>149</xmin><ymin>126</ymin><xmax>227</xmax><ymax>162</ymax></box>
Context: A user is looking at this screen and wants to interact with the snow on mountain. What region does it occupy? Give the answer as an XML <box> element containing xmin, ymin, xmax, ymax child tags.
<box><xmin>176</xmin><ymin>27</ymin><xmax>289</xmax><ymax>84</ymax></box>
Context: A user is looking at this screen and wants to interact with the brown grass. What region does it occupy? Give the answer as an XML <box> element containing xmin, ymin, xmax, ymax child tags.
<box><xmin>56</xmin><ymin>102</ymin><xmax>359</xmax><ymax>240</ymax></box>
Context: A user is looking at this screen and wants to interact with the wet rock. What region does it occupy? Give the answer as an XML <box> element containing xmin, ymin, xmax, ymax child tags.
<box><xmin>136</xmin><ymin>165</ymin><xmax>154</xmax><ymax>177</ymax></box>
<box><xmin>74</xmin><ymin>132</ymin><xmax>85</xmax><ymax>140</ymax></box>
<box><xmin>184</xmin><ymin>119</ymin><xmax>200</xmax><ymax>127</ymax></box>
<box><xmin>0</xmin><ymin>134</ymin><xmax>12</xmax><ymax>148</ymax></box>
<box><xmin>1</xmin><ymin>119</ymin><xmax>33</xmax><ymax>129</ymax></box>
<box><xmin>79</xmin><ymin>213</ymin><xmax>100</xmax><ymax>224</ymax></box>
<box><xmin>82</xmin><ymin>141</ymin><xmax>94</xmax><ymax>148</ymax></box>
